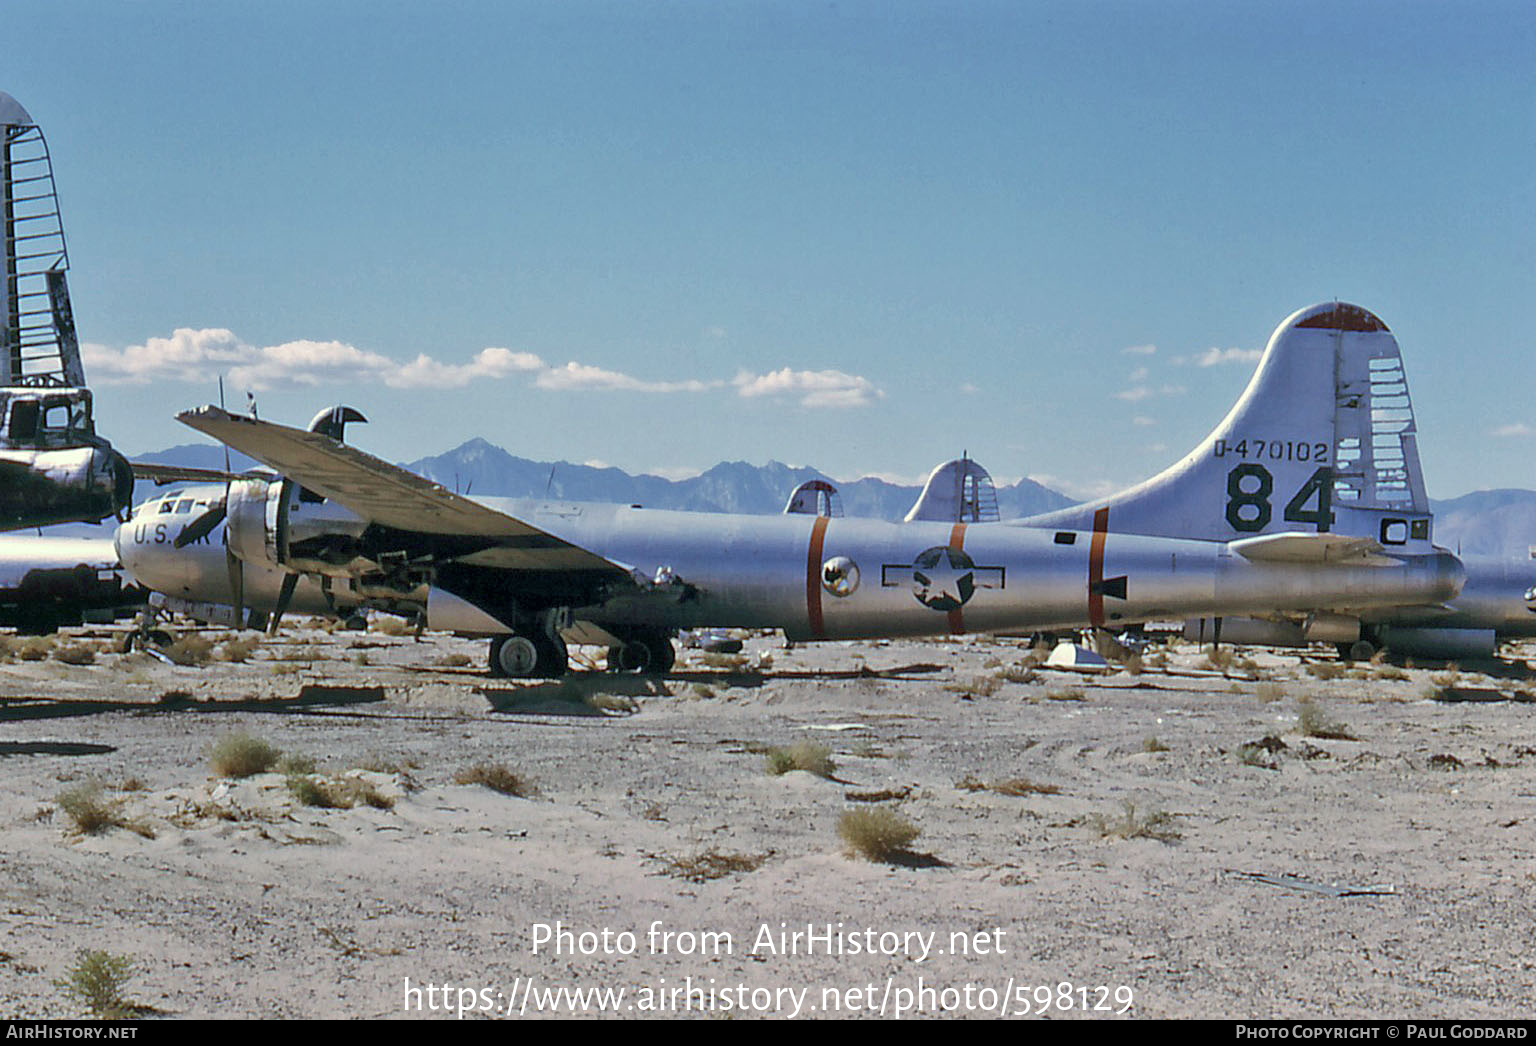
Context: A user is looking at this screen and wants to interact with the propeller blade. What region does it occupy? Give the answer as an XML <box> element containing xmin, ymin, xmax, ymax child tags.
<box><xmin>173</xmin><ymin>501</ymin><xmax>227</xmax><ymax>548</ymax></box>
<box><xmin>268</xmin><ymin>571</ymin><xmax>300</xmax><ymax>635</ymax></box>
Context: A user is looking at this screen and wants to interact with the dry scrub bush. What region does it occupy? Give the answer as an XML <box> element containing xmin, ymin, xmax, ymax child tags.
<box><xmin>275</xmin><ymin>753</ymin><xmax>316</xmax><ymax>775</ymax></box>
<box><xmin>1296</xmin><ymin>698</ymin><xmax>1357</xmax><ymax>740</ymax></box>
<box><xmin>53</xmin><ymin>642</ymin><xmax>98</xmax><ymax>666</ymax></box>
<box><xmin>210</xmin><ymin>732</ymin><xmax>281</xmax><ymax>778</ymax></box>
<box><xmin>995</xmin><ymin>663</ymin><xmax>1040</xmax><ymax>685</ymax></box>
<box><xmin>372</xmin><ymin>615</ymin><xmax>413</xmax><ymax>636</ymax></box>
<box><xmin>946</xmin><ymin>674</ymin><xmax>1001</xmax><ymax>697</ymax></box>
<box><xmin>958</xmin><ymin>774</ymin><xmax>1060</xmax><ymax>796</ymax></box>
<box><xmin>764</xmin><ymin>741</ymin><xmax>836</xmax><ymax>778</ymax></box>
<box><xmin>586</xmin><ymin>692</ymin><xmax>639</xmax><ymax>714</ymax></box>
<box><xmin>56</xmin><ymin>782</ymin><xmax>118</xmax><ymax>834</ymax></box>
<box><xmin>838</xmin><ymin>807</ymin><xmax>920</xmax><ymax>862</ymax></box>
<box><xmin>1254</xmin><ymin>682</ymin><xmax>1288</xmax><ymax>703</ymax></box>
<box><xmin>663</xmin><ymin>850</ymin><xmax>767</xmax><ymax>883</ymax></box>
<box><xmin>55</xmin><ymin>782</ymin><xmax>153</xmax><ymax>839</ymax></box>
<box><xmin>1200</xmin><ymin>647</ymin><xmax>1235</xmax><ymax>672</ymax></box>
<box><xmin>54</xmin><ymin>950</ymin><xmax>138</xmax><ymax>1019</ymax></box>
<box><xmin>165</xmin><ymin>634</ymin><xmax>213</xmax><ymax>666</ymax></box>
<box><xmin>216</xmin><ymin>636</ymin><xmax>261</xmax><ymax>662</ymax></box>
<box><xmin>17</xmin><ymin>637</ymin><xmax>53</xmax><ymax>661</ymax></box>
<box><xmin>1088</xmin><ymin>800</ymin><xmax>1181</xmax><ymax>842</ymax></box>
<box><xmin>455</xmin><ymin>763</ymin><xmax>533</xmax><ymax>797</ymax></box>
<box><xmin>286</xmin><ymin>774</ymin><xmax>394</xmax><ymax>810</ymax></box>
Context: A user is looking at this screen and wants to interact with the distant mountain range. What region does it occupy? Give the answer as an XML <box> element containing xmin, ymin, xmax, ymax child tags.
<box><xmin>398</xmin><ymin>438</ymin><xmax>1073</xmax><ymax>520</ymax></box>
<box><xmin>1430</xmin><ymin>490</ymin><xmax>1536</xmax><ymax>560</ymax></box>
<box><xmin>96</xmin><ymin>439</ymin><xmax>1536</xmax><ymax>560</ymax></box>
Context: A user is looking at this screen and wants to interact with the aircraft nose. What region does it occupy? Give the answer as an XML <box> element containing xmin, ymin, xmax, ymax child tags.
<box><xmin>114</xmin><ymin>510</ymin><xmax>167</xmax><ymax>592</ymax></box>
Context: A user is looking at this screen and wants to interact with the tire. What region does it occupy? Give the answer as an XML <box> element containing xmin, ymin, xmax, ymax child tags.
<box><xmin>533</xmin><ymin>633</ymin><xmax>568</xmax><ymax>678</ymax></box>
<box><xmin>642</xmin><ymin>634</ymin><xmax>675</xmax><ymax>675</ymax></box>
<box><xmin>489</xmin><ymin>635</ymin><xmax>539</xmax><ymax>677</ymax></box>
<box><xmin>1336</xmin><ymin>639</ymin><xmax>1376</xmax><ymax>662</ymax></box>
<box><xmin>609</xmin><ymin>632</ymin><xmax>675</xmax><ymax>674</ymax></box>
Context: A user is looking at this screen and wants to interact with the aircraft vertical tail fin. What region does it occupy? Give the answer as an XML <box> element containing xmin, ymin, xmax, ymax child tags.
<box><xmin>1021</xmin><ymin>303</ymin><xmax>1435</xmax><ymax>552</ymax></box>
<box><xmin>0</xmin><ymin>93</ymin><xmax>85</xmax><ymax>388</ymax></box>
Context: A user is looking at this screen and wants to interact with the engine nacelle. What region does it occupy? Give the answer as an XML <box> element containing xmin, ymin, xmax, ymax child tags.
<box><xmin>1182</xmin><ymin>613</ymin><xmax>1361</xmax><ymax>648</ymax></box>
<box><xmin>225</xmin><ymin>476</ymin><xmax>370</xmax><ymax>576</ymax></box>
<box><xmin>1378</xmin><ymin>627</ymin><xmax>1497</xmax><ymax>661</ymax></box>
<box><xmin>225</xmin><ymin>476</ymin><xmax>282</xmax><ymax>568</ymax></box>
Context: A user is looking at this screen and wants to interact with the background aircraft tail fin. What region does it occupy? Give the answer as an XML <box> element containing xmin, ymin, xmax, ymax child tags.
<box><xmin>0</xmin><ymin>93</ymin><xmax>86</xmax><ymax>388</ymax></box>
<box><xmin>1022</xmin><ymin>302</ymin><xmax>1435</xmax><ymax>551</ymax></box>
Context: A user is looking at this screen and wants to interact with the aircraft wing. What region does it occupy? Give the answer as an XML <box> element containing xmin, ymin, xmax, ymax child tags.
<box><xmin>132</xmin><ymin>462</ymin><xmax>262</xmax><ymax>485</ymax></box>
<box><xmin>1226</xmin><ymin>532</ymin><xmax>1399</xmax><ymax>567</ymax></box>
<box><xmin>175</xmin><ymin>406</ymin><xmax>633</xmax><ymax>578</ymax></box>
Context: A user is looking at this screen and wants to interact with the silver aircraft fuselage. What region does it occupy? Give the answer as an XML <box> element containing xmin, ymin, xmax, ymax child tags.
<box><xmin>489</xmin><ymin>498</ymin><xmax>1465</xmax><ymax>640</ymax></box>
<box><xmin>0</xmin><ymin>534</ymin><xmax>135</xmax><ymax>631</ymax></box>
<box><xmin>117</xmin><ymin>485</ymin><xmax>1466</xmax><ymax>642</ymax></box>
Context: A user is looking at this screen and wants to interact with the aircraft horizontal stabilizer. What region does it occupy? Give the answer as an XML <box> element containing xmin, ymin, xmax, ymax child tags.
<box><xmin>1226</xmin><ymin>532</ymin><xmax>1398</xmax><ymax>567</ymax></box>
<box><xmin>175</xmin><ymin>406</ymin><xmax>632</xmax><ymax>579</ymax></box>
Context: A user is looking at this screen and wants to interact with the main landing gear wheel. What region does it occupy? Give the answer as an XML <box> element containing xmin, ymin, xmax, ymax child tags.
<box><xmin>490</xmin><ymin>635</ymin><xmax>538</xmax><ymax>677</ymax></box>
<box><xmin>1336</xmin><ymin>639</ymin><xmax>1377</xmax><ymax>663</ymax></box>
<box><xmin>607</xmin><ymin>633</ymin><xmax>676</xmax><ymax>675</ymax></box>
<box><xmin>488</xmin><ymin>632</ymin><xmax>569</xmax><ymax>678</ymax></box>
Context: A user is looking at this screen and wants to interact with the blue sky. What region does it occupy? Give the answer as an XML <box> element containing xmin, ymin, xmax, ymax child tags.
<box><xmin>7</xmin><ymin>0</ymin><xmax>1533</xmax><ymax>498</ymax></box>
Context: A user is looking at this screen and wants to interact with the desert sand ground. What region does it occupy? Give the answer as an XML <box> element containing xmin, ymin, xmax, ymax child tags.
<box><xmin>0</xmin><ymin>621</ymin><xmax>1532</xmax><ymax>1020</ymax></box>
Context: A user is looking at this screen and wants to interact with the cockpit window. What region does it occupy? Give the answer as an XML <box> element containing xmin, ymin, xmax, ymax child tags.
<box><xmin>175</xmin><ymin>499</ymin><xmax>194</xmax><ymax>513</ymax></box>
<box><xmin>8</xmin><ymin>400</ymin><xmax>39</xmax><ymax>440</ymax></box>
<box><xmin>158</xmin><ymin>500</ymin><xmax>176</xmax><ymax>514</ymax></box>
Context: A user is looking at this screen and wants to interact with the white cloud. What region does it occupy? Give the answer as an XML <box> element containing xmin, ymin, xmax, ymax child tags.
<box><xmin>84</xmin><ymin>327</ymin><xmax>883</xmax><ymax>410</ymax></box>
<box><xmin>1114</xmin><ymin>384</ymin><xmax>1184</xmax><ymax>403</ymax></box>
<box><xmin>859</xmin><ymin>469</ymin><xmax>933</xmax><ymax>487</ymax></box>
<box><xmin>388</xmin><ymin>347</ymin><xmax>545</xmax><ymax>388</ymax></box>
<box><xmin>1026</xmin><ymin>473</ymin><xmax>1122</xmax><ymax>502</ymax></box>
<box><xmin>84</xmin><ymin>329</ymin><xmax>541</xmax><ymax>391</ymax></box>
<box><xmin>84</xmin><ymin>328</ymin><xmax>716</xmax><ymax>396</ymax></box>
<box><xmin>1133</xmin><ymin>415</ymin><xmax>1156</xmax><ymax>426</ymax></box>
<box><xmin>643</xmin><ymin>465</ymin><xmax>707</xmax><ymax>481</ymax></box>
<box><xmin>732</xmin><ymin>368</ymin><xmax>882</xmax><ymax>408</ymax></box>
<box><xmin>82</xmin><ymin>328</ymin><xmax>256</xmax><ymax>385</ymax></box>
<box><xmin>1121</xmin><ymin>344</ymin><xmax>1157</xmax><ymax>356</ymax></box>
<box><xmin>1178</xmin><ymin>346</ymin><xmax>1263</xmax><ymax>367</ymax></box>
<box><xmin>228</xmin><ymin>339</ymin><xmax>400</xmax><ymax>390</ymax></box>
<box><xmin>535</xmin><ymin>361</ymin><xmax>718</xmax><ymax>393</ymax></box>
<box><xmin>1492</xmin><ymin>422</ymin><xmax>1534</xmax><ymax>438</ymax></box>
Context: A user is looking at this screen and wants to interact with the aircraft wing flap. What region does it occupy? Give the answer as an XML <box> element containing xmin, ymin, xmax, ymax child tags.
<box><xmin>176</xmin><ymin>406</ymin><xmax>632</xmax><ymax>579</ymax></box>
<box><xmin>1227</xmin><ymin>532</ymin><xmax>1397</xmax><ymax>566</ymax></box>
